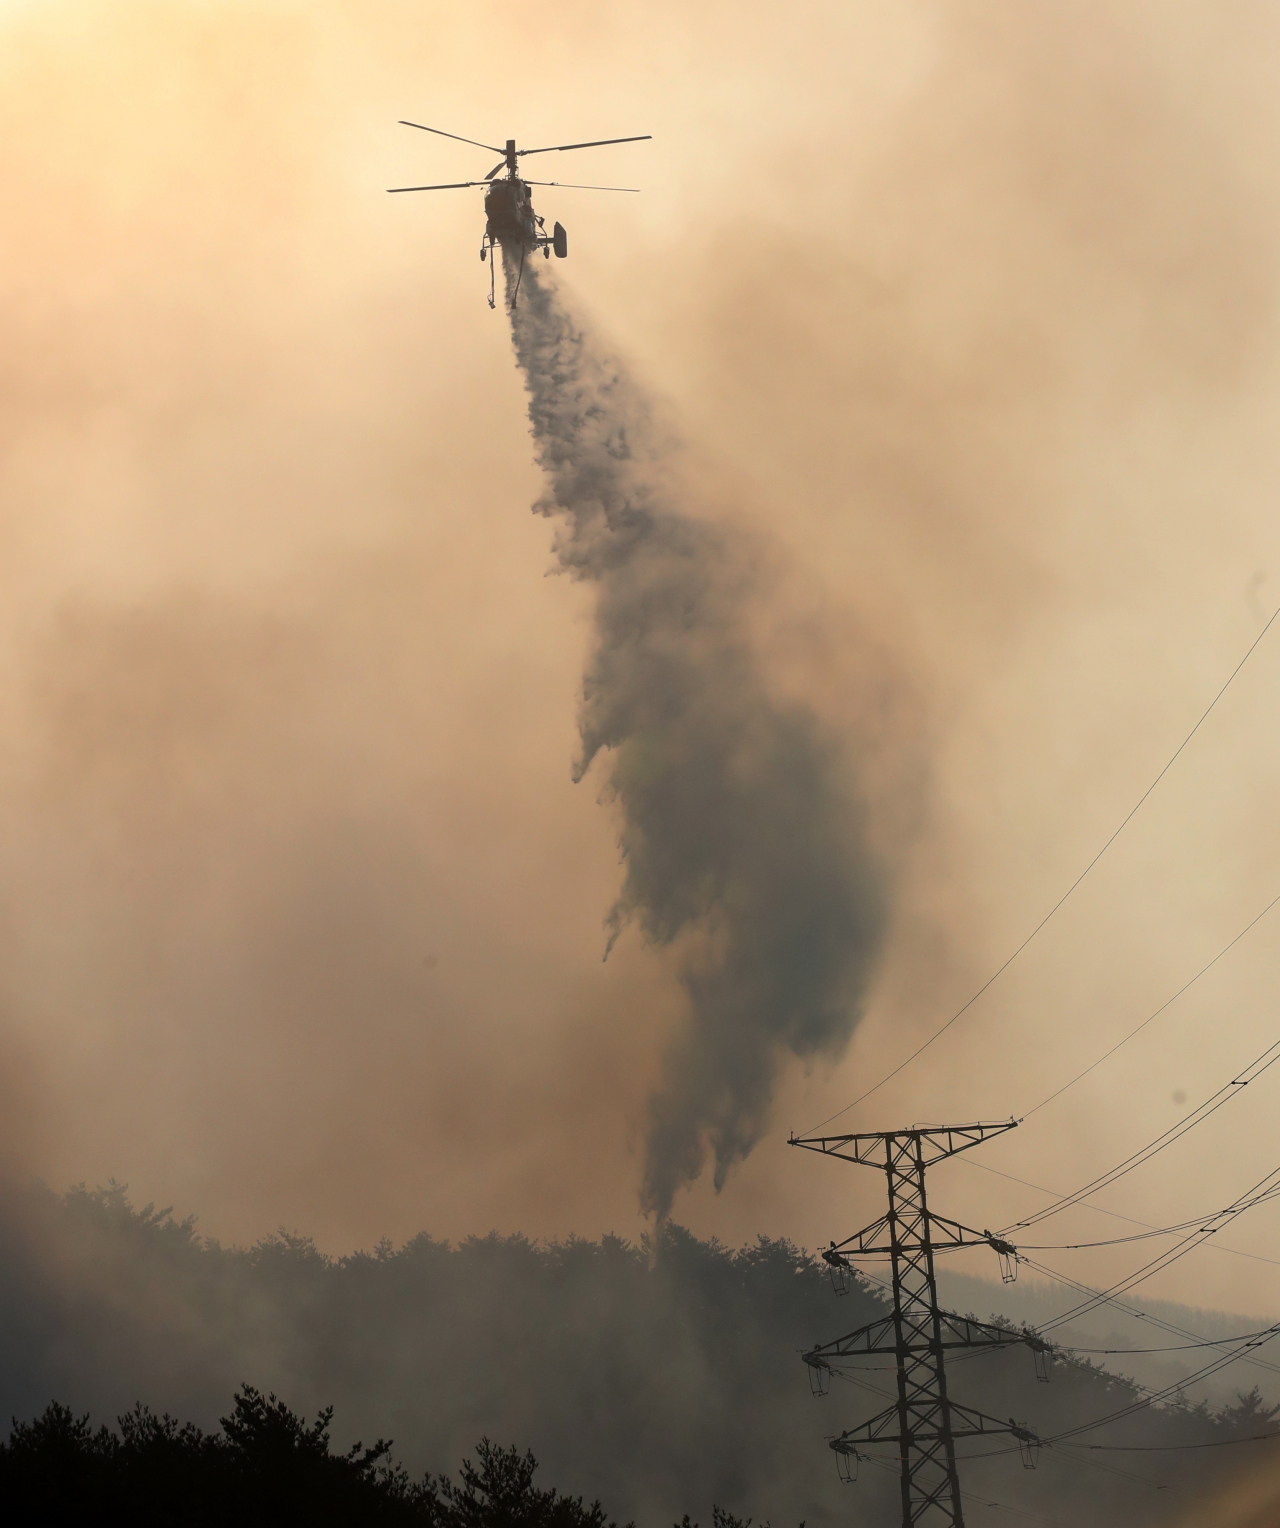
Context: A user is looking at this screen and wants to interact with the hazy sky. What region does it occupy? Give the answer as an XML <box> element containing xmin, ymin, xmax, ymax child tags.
<box><xmin>3</xmin><ymin>0</ymin><xmax>1280</xmax><ymax>1329</ymax></box>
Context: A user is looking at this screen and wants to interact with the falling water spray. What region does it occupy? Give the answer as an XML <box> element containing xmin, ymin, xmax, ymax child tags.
<box><xmin>503</xmin><ymin>254</ymin><xmax>888</xmax><ymax>1221</ymax></box>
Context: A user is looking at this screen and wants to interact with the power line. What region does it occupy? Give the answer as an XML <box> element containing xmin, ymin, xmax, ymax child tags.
<box><xmin>1001</xmin><ymin>1034</ymin><xmax>1280</xmax><ymax>1234</ymax></box>
<box><xmin>1027</xmin><ymin>1163</ymin><xmax>1280</xmax><ymax>1335</ymax></box>
<box><xmin>1013</xmin><ymin>1187</ymin><xmax>1280</xmax><ymax>1250</ymax></box>
<box><xmin>1071</xmin><ymin>1430</ymin><xmax>1280</xmax><ymax>1452</ymax></box>
<box><xmin>934</xmin><ymin>1169</ymin><xmax>1280</xmax><ymax>1375</ymax></box>
<box><xmin>960</xmin><ymin>1408</ymin><xmax>1274</xmax><ymax>1480</ymax></box>
<box><xmin>958</xmin><ymin>1155</ymin><xmax>1280</xmax><ymax>1267</ymax></box>
<box><xmin>1041</xmin><ymin>1322</ymin><xmax>1280</xmax><ymax>1444</ymax></box>
<box><xmin>1049</xmin><ymin>1330</ymin><xmax>1280</xmax><ymax>1356</ymax></box>
<box><xmin>800</xmin><ymin>601</ymin><xmax>1280</xmax><ymax>1135</ymax></box>
<box><xmin>1010</xmin><ymin>1179</ymin><xmax>1280</xmax><ymax>1250</ymax></box>
<box><xmin>954</xmin><ymin>1437</ymin><xmax>1168</xmax><ymax>1490</ymax></box>
<box><xmin>1013</xmin><ymin>1256</ymin><xmax>1280</xmax><ymax>1383</ymax></box>
<box><xmin>1047</xmin><ymin>1442</ymin><xmax>1168</xmax><ymax>1488</ymax></box>
<box><xmin>1023</xmin><ymin>891</ymin><xmax>1280</xmax><ymax>1118</ymax></box>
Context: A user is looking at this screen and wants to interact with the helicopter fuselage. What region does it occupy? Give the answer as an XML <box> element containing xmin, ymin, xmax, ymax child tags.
<box><xmin>480</xmin><ymin>171</ymin><xmax>567</xmax><ymax>283</ymax></box>
<box><xmin>483</xmin><ymin>175</ymin><xmax>539</xmax><ymax>249</ymax></box>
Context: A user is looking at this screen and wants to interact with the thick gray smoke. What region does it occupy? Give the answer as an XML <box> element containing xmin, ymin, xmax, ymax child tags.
<box><xmin>503</xmin><ymin>255</ymin><xmax>888</xmax><ymax>1220</ymax></box>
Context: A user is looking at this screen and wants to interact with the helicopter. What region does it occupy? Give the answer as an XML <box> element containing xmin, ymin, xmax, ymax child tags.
<box><xmin>387</xmin><ymin>123</ymin><xmax>650</xmax><ymax>308</ymax></box>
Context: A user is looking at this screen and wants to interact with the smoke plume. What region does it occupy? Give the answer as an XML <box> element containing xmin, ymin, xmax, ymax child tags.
<box><xmin>503</xmin><ymin>255</ymin><xmax>888</xmax><ymax>1219</ymax></box>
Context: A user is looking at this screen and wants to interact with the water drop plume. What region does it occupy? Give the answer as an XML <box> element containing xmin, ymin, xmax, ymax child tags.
<box><xmin>502</xmin><ymin>253</ymin><xmax>889</xmax><ymax>1221</ymax></box>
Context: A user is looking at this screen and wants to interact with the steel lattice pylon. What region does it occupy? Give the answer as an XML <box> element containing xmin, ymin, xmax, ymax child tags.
<box><xmin>791</xmin><ymin>1121</ymin><xmax>1043</xmax><ymax>1528</ymax></box>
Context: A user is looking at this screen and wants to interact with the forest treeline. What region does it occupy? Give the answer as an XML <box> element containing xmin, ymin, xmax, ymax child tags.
<box><xmin>0</xmin><ymin>1181</ymin><xmax>1272</xmax><ymax>1525</ymax></box>
<box><xmin>1</xmin><ymin>1386</ymin><xmax>632</xmax><ymax>1526</ymax></box>
<box><xmin>2</xmin><ymin>1388</ymin><xmax>777</xmax><ymax>1528</ymax></box>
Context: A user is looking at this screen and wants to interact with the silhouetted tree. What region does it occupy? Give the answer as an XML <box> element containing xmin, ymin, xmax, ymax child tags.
<box><xmin>435</xmin><ymin>1438</ymin><xmax>618</xmax><ymax>1528</ymax></box>
<box><xmin>0</xmin><ymin>1387</ymin><xmax>632</xmax><ymax>1527</ymax></box>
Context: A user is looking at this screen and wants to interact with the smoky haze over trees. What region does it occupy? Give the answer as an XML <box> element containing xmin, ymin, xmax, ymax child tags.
<box><xmin>0</xmin><ymin>1184</ymin><xmax>1272</xmax><ymax>1527</ymax></box>
<box><xmin>503</xmin><ymin>253</ymin><xmax>890</xmax><ymax>1219</ymax></box>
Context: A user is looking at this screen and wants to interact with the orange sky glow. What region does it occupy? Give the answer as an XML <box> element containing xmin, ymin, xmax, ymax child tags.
<box><xmin>2</xmin><ymin>2</ymin><xmax>1280</xmax><ymax>1357</ymax></box>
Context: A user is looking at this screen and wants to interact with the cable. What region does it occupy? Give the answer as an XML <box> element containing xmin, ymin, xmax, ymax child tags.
<box><xmin>932</xmin><ymin>1171</ymin><xmax>1280</xmax><ymax>1375</ymax></box>
<box><xmin>1001</xmin><ymin>1033</ymin><xmax>1280</xmax><ymax>1234</ymax></box>
<box><xmin>958</xmin><ymin>1155</ymin><xmax>1280</xmax><ymax>1267</ymax></box>
<box><xmin>800</xmin><ymin>600</ymin><xmax>1280</xmax><ymax>1134</ymax></box>
<box><xmin>960</xmin><ymin>1424</ymin><xmax>1256</xmax><ymax>1485</ymax></box>
<box><xmin>1015</xmin><ymin>1179</ymin><xmax>1280</xmax><ymax>1249</ymax></box>
<box><xmin>1015</xmin><ymin>1256</ymin><xmax>1280</xmax><ymax>1382</ymax></box>
<box><xmin>1023</xmin><ymin>892</ymin><xmax>1280</xmax><ymax>1119</ymax></box>
<box><xmin>1047</xmin><ymin>1442</ymin><xmax>1169</xmax><ymax>1489</ymax></box>
<box><xmin>1042</xmin><ymin>1323</ymin><xmax>1280</xmax><ymax>1444</ymax></box>
<box><xmin>1072</xmin><ymin>1431</ymin><xmax>1280</xmax><ymax>1452</ymax></box>
<box><xmin>1061</xmin><ymin>1331</ymin><xmax>1280</xmax><ymax>1357</ymax></box>
<box><xmin>954</xmin><ymin>1437</ymin><xmax>1168</xmax><ymax>1490</ymax></box>
<box><xmin>1028</xmin><ymin>1163</ymin><xmax>1280</xmax><ymax>1334</ymax></box>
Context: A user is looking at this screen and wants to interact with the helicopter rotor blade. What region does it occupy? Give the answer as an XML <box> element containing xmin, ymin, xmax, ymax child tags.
<box><xmin>521</xmin><ymin>179</ymin><xmax>640</xmax><ymax>192</ymax></box>
<box><xmin>517</xmin><ymin>134</ymin><xmax>651</xmax><ymax>157</ymax></box>
<box><xmin>483</xmin><ymin>162</ymin><xmax>507</xmax><ymax>180</ymax></box>
<box><xmin>386</xmin><ymin>181</ymin><xmax>489</xmax><ymax>193</ymax></box>
<box><xmin>398</xmin><ymin>121</ymin><xmax>503</xmax><ymax>154</ymax></box>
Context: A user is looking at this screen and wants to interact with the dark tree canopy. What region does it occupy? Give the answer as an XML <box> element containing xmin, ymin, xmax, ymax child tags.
<box><xmin>0</xmin><ymin>1387</ymin><xmax>630</xmax><ymax>1528</ymax></box>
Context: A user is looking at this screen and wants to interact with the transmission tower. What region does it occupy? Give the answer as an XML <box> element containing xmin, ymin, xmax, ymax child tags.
<box><xmin>790</xmin><ymin>1121</ymin><xmax>1046</xmax><ymax>1528</ymax></box>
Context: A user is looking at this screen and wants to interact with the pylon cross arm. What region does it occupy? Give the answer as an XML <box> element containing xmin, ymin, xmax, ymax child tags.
<box><xmin>916</xmin><ymin>1211</ymin><xmax>996</xmax><ymax>1252</ymax></box>
<box><xmin>789</xmin><ymin>1133</ymin><xmax>893</xmax><ymax>1166</ymax></box>
<box><xmin>788</xmin><ymin>1118</ymin><xmax>1018</xmax><ymax>1167</ymax></box>
<box><xmin>911</xmin><ymin>1119</ymin><xmax>1019</xmax><ymax>1163</ymax></box>
<box><xmin>948</xmin><ymin>1401</ymin><xmax>1038</xmax><ymax>1443</ymax></box>
<box><xmin>829</xmin><ymin>1214</ymin><xmax>892</xmax><ymax>1256</ymax></box>
<box><xmin>804</xmin><ymin>1313</ymin><xmax>897</xmax><ymax>1361</ymax></box>
<box><xmin>936</xmin><ymin>1311</ymin><xmax>1046</xmax><ymax>1353</ymax></box>
<box><xmin>826</xmin><ymin>1212</ymin><xmax>1015</xmax><ymax>1261</ymax></box>
<box><xmin>804</xmin><ymin>1308</ymin><xmax>1043</xmax><ymax>1366</ymax></box>
<box><xmin>829</xmin><ymin>1402</ymin><xmax>901</xmax><ymax>1446</ymax></box>
<box><xmin>832</xmin><ymin>1405</ymin><xmax>1035</xmax><ymax>1448</ymax></box>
